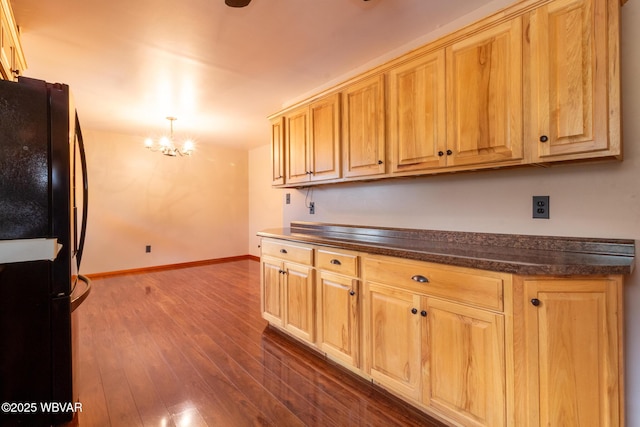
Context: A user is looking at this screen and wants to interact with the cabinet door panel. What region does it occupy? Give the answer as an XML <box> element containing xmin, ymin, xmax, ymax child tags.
<box><xmin>446</xmin><ymin>18</ymin><xmax>523</xmax><ymax>166</ymax></box>
<box><xmin>425</xmin><ymin>299</ymin><xmax>505</xmax><ymax>427</ymax></box>
<box><xmin>284</xmin><ymin>263</ymin><xmax>315</xmax><ymax>342</ymax></box>
<box><xmin>523</xmin><ymin>279</ymin><xmax>622</xmax><ymax>427</ymax></box>
<box><xmin>261</xmin><ymin>258</ymin><xmax>283</xmax><ymax>326</ymax></box>
<box><xmin>343</xmin><ymin>75</ymin><xmax>386</xmax><ymax>177</ymax></box>
<box><xmin>286</xmin><ymin>108</ymin><xmax>310</xmax><ymax>184</ymax></box>
<box><xmin>530</xmin><ymin>0</ymin><xmax>613</xmax><ymax>159</ymax></box>
<box><xmin>317</xmin><ymin>272</ymin><xmax>359</xmax><ymax>367</ymax></box>
<box><xmin>270</xmin><ymin>117</ymin><xmax>285</xmax><ymax>185</ymax></box>
<box><xmin>389</xmin><ymin>50</ymin><xmax>446</xmax><ymax>173</ymax></box>
<box><xmin>367</xmin><ymin>282</ymin><xmax>422</xmax><ymax>400</ymax></box>
<box><xmin>310</xmin><ymin>93</ymin><xmax>341</xmax><ymax>181</ymax></box>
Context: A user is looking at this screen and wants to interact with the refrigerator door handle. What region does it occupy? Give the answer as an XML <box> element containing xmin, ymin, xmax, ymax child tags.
<box><xmin>71</xmin><ymin>274</ymin><xmax>91</xmax><ymax>312</ymax></box>
<box><xmin>75</xmin><ymin>112</ymin><xmax>89</xmax><ymax>269</ymax></box>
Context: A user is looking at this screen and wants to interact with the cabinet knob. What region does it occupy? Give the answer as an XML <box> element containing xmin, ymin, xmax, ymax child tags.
<box><xmin>330</xmin><ymin>259</ymin><xmax>342</xmax><ymax>265</ymax></box>
<box><xmin>446</xmin><ymin>149</ymin><xmax>452</xmax><ymax>155</ymax></box>
<box><xmin>349</xmin><ymin>290</ymin><xmax>355</xmax><ymax>296</ymax></box>
<box><xmin>438</xmin><ymin>151</ymin><xmax>444</xmax><ymax>157</ymax></box>
<box><xmin>531</xmin><ymin>298</ymin><xmax>541</xmax><ymax>307</ymax></box>
<box><xmin>280</xmin><ymin>249</ymin><xmax>288</xmax><ymax>254</ymax></box>
<box><xmin>420</xmin><ymin>310</ymin><xmax>427</xmax><ymax>317</ymax></box>
<box><xmin>377</xmin><ymin>160</ymin><xmax>383</xmax><ymax>165</ymax></box>
<box><xmin>539</xmin><ymin>135</ymin><xmax>549</xmax><ymax>143</ymax></box>
<box><xmin>411</xmin><ymin>275</ymin><xmax>429</xmax><ymax>283</ymax></box>
<box><xmin>411</xmin><ymin>308</ymin><xmax>418</xmax><ymax>315</ymax></box>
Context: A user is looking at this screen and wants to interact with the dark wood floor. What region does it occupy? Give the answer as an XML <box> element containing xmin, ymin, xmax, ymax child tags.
<box><xmin>66</xmin><ymin>259</ymin><xmax>446</xmax><ymax>426</ymax></box>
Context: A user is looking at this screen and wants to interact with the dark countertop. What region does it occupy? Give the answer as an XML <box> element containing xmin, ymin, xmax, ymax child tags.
<box><xmin>257</xmin><ymin>222</ymin><xmax>635</xmax><ymax>276</ymax></box>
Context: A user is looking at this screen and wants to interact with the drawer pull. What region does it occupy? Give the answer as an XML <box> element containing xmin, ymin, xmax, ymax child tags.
<box><xmin>411</xmin><ymin>275</ymin><xmax>429</xmax><ymax>283</ymax></box>
<box><xmin>330</xmin><ymin>259</ymin><xmax>342</xmax><ymax>266</ymax></box>
<box><xmin>280</xmin><ymin>249</ymin><xmax>288</xmax><ymax>254</ymax></box>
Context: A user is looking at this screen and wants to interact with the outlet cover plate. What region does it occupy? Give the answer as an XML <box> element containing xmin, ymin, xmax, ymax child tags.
<box><xmin>532</xmin><ymin>196</ymin><xmax>550</xmax><ymax>219</ymax></box>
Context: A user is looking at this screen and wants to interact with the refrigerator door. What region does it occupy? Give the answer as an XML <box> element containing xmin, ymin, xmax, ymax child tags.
<box><xmin>0</xmin><ymin>261</ymin><xmax>54</xmax><ymax>426</ymax></box>
<box><xmin>0</xmin><ymin>79</ymin><xmax>50</xmax><ymax>240</ymax></box>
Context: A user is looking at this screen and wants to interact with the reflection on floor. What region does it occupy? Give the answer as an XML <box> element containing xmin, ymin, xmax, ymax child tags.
<box><xmin>65</xmin><ymin>260</ymin><xmax>446</xmax><ymax>426</ymax></box>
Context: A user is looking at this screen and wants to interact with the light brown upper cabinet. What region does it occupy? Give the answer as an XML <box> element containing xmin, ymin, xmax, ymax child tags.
<box><xmin>269</xmin><ymin>0</ymin><xmax>621</xmax><ymax>188</ymax></box>
<box><xmin>446</xmin><ymin>17</ymin><xmax>524</xmax><ymax>167</ymax></box>
<box><xmin>389</xmin><ymin>17</ymin><xmax>524</xmax><ymax>175</ymax></box>
<box><xmin>1</xmin><ymin>0</ymin><xmax>26</xmax><ymax>81</ymax></box>
<box><xmin>388</xmin><ymin>50</ymin><xmax>447</xmax><ymax>173</ymax></box>
<box><xmin>285</xmin><ymin>106</ymin><xmax>310</xmax><ymax>185</ymax></box>
<box><xmin>285</xmin><ymin>93</ymin><xmax>341</xmax><ymax>184</ymax></box>
<box><xmin>270</xmin><ymin>117</ymin><xmax>285</xmax><ymax>186</ymax></box>
<box><xmin>528</xmin><ymin>0</ymin><xmax>620</xmax><ymax>161</ymax></box>
<box><xmin>342</xmin><ymin>74</ymin><xmax>386</xmax><ymax>178</ymax></box>
<box><xmin>310</xmin><ymin>93</ymin><xmax>341</xmax><ymax>182</ymax></box>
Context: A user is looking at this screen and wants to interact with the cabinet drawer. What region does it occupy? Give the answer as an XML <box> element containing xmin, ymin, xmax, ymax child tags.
<box><xmin>364</xmin><ymin>256</ymin><xmax>506</xmax><ymax>311</ymax></box>
<box><xmin>261</xmin><ymin>239</ymin><xmax>313</xmax><ymax>265</ymax></box>
<box><xmin>317</xmin><ymin>249</ymin><xmax>359</xmax><ymax>276</ymax></box>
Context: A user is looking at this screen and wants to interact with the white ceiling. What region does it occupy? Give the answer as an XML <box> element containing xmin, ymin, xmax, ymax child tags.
<box><xmin>11</xmin><ymin>0</ymin><xmax>503</xmax><ymax>150</ymax></box>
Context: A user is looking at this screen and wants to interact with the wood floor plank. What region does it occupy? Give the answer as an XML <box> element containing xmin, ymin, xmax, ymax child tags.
<box><xmin>64</xmin><ymin>260</ymin><xmax>446</xmax><ymax>427</ymax></box>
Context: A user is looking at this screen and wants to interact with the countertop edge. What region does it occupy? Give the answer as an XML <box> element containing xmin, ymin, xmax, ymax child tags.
<box><xmin>0</xmin><ymin>238</ymin><xmax>62</xmax><ymax>264</ymax></box>
<box><xmin>257</xmin><ymin>227</ymin><xmax>635</xmax><ymax>276</ymax></box>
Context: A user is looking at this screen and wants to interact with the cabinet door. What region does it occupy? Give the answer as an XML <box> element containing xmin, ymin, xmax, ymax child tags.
<box><xmin>366</xmin><ymin>282</ymin><xmax>422</xmax><ymax>401</ymax></box>
<box><xmin>424</xmin><ymin>298</ymin><xmax>505</xmax><ymax>427</ymax></box>
<box><xmin>0</xmin><ymin>1</ymin><xmax>23</xmax><ymax>81</ymax></box>
<box><xmin>309</xmin><ymin>93</ymin><xmax>341</xmax><ymax>182</ymax></box>
<box><xmin>1</xmin><ymin>10</ymin><xmax>12</xmax><ymax>80</ymax></box>
<box><xmin>316</xmin><ymin>271</ymin><xmax>359</xmax><ymax>367</ymax></box>
<box><xmin>446</xmin><ymin>17</ymin><xmax>523</xmax><ymax>166</ymax></box>
<box><xmin>270</xmin><ymin>117</ymin><xmax>285</xmax><ymax>185</ymax></box>
<box><xmin>529</xmin><ymin>0</ymin><xmax>617</xmax><ymax>160</ymax></box>
<box><xmin>522</xmin><ymin>278</ymin><xmax>622</xmax><ymax>427</ymax></box>
<box><xmin>261</xmin><ymin>258</ymin><xmax>284</xmax><ymax>326</ymax></box>
<box><xmin>285</xmin><ymin>107</ymin><xmax>310</xmax><ymax>184</ymax></box>
<box><xmin>343</xmin><ymin>74</ymin><xmax>386</xmax><ymax>178</ymax></box>
<box><xmin>389</xmin><ymin>50</ymin><xmax>446</xmax><ymax>173</ymax></box>
<box><xmin>283</xmin><ymin>262</ymin><xmax>315</xmax><ymax>342</ymax></box>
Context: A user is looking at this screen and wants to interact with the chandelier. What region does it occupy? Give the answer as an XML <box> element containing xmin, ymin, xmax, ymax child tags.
<box><xmin>144</xmin><ymin>117</ymin><xmax>194</xmax><ymax>156</ymax></box>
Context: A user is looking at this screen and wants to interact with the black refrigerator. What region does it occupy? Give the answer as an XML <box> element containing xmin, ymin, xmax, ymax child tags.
<box><xmin>0</xmin><ymin>77</ymin><xmax>90</xmax><ymax>426</ymax></box>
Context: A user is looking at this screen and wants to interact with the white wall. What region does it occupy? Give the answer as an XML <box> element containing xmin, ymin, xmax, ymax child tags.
<box><xmin>250</xmin><ymin>0</ymin><xmax>640</xmax><ymax>423</ymax></box>
<box><xmin>81</xmin><ymin>129</ymin><xmax>249</xmax><ymax>274</ymax></box>
<box><xmin>248</xmin><ymin>144</ymin><xmax>284</xmax><ymax>257</ymax></box>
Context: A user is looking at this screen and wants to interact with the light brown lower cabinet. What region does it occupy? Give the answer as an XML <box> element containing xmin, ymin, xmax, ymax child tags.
<box><xmin>315</xmin><ymin>248</ymin><xmax>361</xmax><ymax>369</ymax></box>
<box><xmin>424</xmin><ymin>298</ymin><xmax>505</xmax><ymax>427</ymax></box>
<box><xmin>260</xmin><ymin>240</ymin><xmax>315</xmax><ymax>342</ymax></box>
<box><xmin>363</xmin><ymin>256</ymin><xmax>507</xmax><ymax>427</ymax></box>
<box><xmin>316</xmin><ymin>271</ymin><xmax>359</xmax><ymax>368</ymax></box>
<box><xmin>513</xmin><ymin>276</ymin><xmax>624</xmax><ymax>427</ymax></box>
<box><xmin>260</xmin><ymin>239</ymin><xmax>625</xmax><ymax>426</ymax></box>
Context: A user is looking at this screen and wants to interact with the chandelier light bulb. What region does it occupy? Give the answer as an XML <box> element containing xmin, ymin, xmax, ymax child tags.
<box><xmin>144</xmin><ymin>117</ymin><xmax>195</xmax><ymax>157</ymax></box>
<box><xmin>182</xmin><ymin>140</ymin><xmax>195</xmax><ymax>154</ymax></box>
